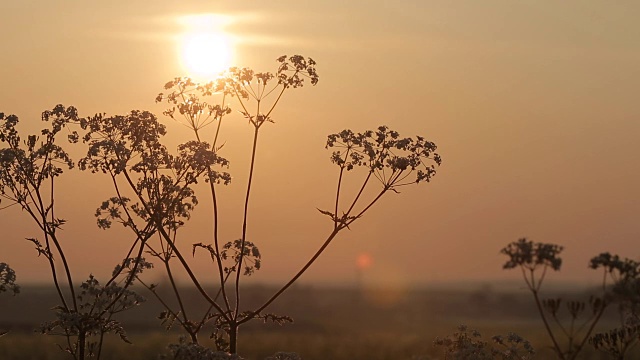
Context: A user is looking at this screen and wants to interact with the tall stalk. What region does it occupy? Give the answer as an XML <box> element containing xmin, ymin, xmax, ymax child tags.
<box><xmin>234</xmin><ymin>126</ymin><xmax>260</xmax><ymax>318</ymax></box>
<box><xmin>142</xmin><ymin>56</ymin><xmax>442</xmax><ymax>356</ymax></box>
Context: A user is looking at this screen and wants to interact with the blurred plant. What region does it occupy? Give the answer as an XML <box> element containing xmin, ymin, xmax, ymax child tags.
<box><xmin>263</xmin><ymin>352</ymin><xmax>302</xmax><ymax>360</ymax></box>
<box><xmin>589</xmin><ymin>253</ymin><xmax>640</xmax><ymax>314</ymax></box>
<box><xmin>589</xmin><ymin>319</ymin><xmax>640</xmax><ymax>360</ymax></box>
<box><xmin>588</xmin><ymin>253</ymin><xmax>640</xmax><ymax>359</ymax></box>
<box><xmin>0</xmin><ymin>262</ymin><xmax>19</xmax><ymax>295</ymax></box>
<box><xmin>0</xmin><ymin>262</ymin><xmax>19</xmax><ymax>337</ymax></box>
<box><xmin>159</xmin><ymin>338</ymin><xmax>301</xmax><ymax>360</ymax></box>
<box><xmin>434</xmin><ymin>324</ymin><xmax>534</xmax><ymax>360</ymax></box>
<box><xmin>501</xmin><ymin>239</ymin><xmax>640</xmax><ymax>360</ymax></box>
<box><xmin>159</xmin><ymin>337</ymin><xmax>243</xmax><ymax>360</ymax></box>
<box><xmin>501</xmin><ymin>238</ymin><xmax>603</xmax><ymax>359</ymax></box>
<box><xmin>0</xmin><ymin>108</ymin><xmax>146</xmax><ymax>359</ymax></box>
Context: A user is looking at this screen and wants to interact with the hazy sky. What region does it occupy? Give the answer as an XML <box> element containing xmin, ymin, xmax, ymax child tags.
<box><xmin>1</xmin><ymin>1</ymin><xmax>639</xmax><ymax>289</ymax></box>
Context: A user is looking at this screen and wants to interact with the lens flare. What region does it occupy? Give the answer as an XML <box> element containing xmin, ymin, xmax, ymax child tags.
<box><xmin>356</xmin><ymin>253</ymin><xmax>373</xmax><ymax>270</ymax></box>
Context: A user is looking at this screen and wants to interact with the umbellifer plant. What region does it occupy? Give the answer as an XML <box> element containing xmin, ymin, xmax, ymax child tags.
<box><xmin>85</xmin><ymin>54</ymin><xmax>442</xmax><ymax>355</ymax></box>
<box><xmin>0</xmin><ymin>108</ymin><xmax>147</xmax><ymax>359</ymax></box>
<box><xmin>1</xmin><ymin>54</ymin><xmax>442</xmax><ymax>357</ymax></box>
<box><xmin>501</xmin><ymin>238</ymin><xmax>640</xmax><ymax>360</ymax></box>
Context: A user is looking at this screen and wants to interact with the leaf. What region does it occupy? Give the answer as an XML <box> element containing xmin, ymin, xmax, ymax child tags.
<box><xmin>316</xmin><ymin>208</ymin><xmax>335</xmax><ymax>219</ymax></box>
<box><xmin>119</xmin><ymin>333</ymin><xmax>132</xmax><ymax>344</ymax></box>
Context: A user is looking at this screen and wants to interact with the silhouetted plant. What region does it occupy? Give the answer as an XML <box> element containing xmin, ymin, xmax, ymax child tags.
<box><xmin>0</xmin><ymin>108</ymin><xmax>147</xmax><ymax>359</ymax></box>
<box><xmin>589</xmin><ymin>253</ymin><xmax>640</xmax><ymax>311</ymax></box>
<box><xmin>434</xmin><ymin>324</ymin><xmax>534</xmax><ymax>360</ymax></box>
<box><xmin>588</xmin><ymin>253</ymin><xmax>640</xmax><ymax>359</ymax></box>
<box><xmin>38</xmin><ymin>273</ymin><xmax>146</xmax><ymax>358</ymax></box>
<box><xmin>500</xmin><ymin>239</ymin><xmax>640</xmax><ymax>360</ymax></box>
<box><xmin>81</xmin><ymin>54</ymin><xmax>441</xmax><ymax>356</ymax></box>
<box><xmin>0</xmin><ymin>54</ymin><xmax>441</xmax><ymax>358</ymax></box>
<box><xmin>589</xmin><ymin>319</ymin><xmax>640</xmax><ymax>360</ymax></box>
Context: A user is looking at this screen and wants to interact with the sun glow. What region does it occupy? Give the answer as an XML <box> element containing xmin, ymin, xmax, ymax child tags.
<box><xmin>178</xmin><ymin>14</ymin><xmax>234</xmax><ymax>81</ymax></box>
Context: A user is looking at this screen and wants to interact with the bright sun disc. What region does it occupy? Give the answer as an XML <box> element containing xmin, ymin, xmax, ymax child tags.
<box><xmin>181</xmin><ymin>33</ymin><xmax>231</xmax><ymax>79</ymax></box>
<box><xmin>178</xmin><ymin>14</ymin><xmax>233</xmax><ymax>81</ymax></box>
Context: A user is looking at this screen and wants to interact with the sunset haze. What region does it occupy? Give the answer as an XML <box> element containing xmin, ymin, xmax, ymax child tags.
<box><xmin>1</xmin><ymin>0</ymin><xmax>639</xmax><ymax>290</ymax></box>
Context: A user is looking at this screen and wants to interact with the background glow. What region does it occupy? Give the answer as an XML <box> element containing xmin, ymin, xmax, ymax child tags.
<box><xmin>1</xmin><ymin>1</ymin><xmax>640</xmax><ymax>287</ymax></box>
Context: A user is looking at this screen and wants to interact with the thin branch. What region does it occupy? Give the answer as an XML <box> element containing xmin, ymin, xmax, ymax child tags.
<box><xmin>165</xmin><ymin>259</ymin><xmax>190</xmax><ymax>323</ymax></box>
<box><xmin>344</xmin><ymin>171</ymin><xmax>373</xmax><ymax>218</ymax></box>
<box><xmin>239</xmin><ymin>227</ymin><xmax>342</xmax><ymax>325</ymax></box>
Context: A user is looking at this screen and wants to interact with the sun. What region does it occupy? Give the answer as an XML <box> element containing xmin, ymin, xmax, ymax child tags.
<box><xmin>181</xmin><ymin>33</ymin><xmax>231</xmax><ymax>79</ymax></box>
<box><xmin>178</xmin><ymin>14</ymin><xmax>234</xmax><ymax>81</ymax></box>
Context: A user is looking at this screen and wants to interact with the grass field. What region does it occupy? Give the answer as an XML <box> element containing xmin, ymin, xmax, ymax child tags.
<box><xmin>0</xmin><ymin>284</ymin><xmax>632</xmax><ymax>359</ymax></box>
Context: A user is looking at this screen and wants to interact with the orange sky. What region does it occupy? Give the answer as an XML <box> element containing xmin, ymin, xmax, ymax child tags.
<box><xmin>1</xmin><ymin>1</ymin><xmax>639</xmax><ymax>288</ymax></box>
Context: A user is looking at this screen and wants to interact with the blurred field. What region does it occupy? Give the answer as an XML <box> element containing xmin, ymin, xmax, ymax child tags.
<box><xmin>0</xmin><ymin>283</ymin><xmax>632</xmax><ymax>359</ymax></box>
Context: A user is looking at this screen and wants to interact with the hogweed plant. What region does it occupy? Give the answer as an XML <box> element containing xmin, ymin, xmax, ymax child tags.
<box><xmin>587</xmin><ymin>253</ymin><xmax>640</xmax><ymax>359</ymax></box>
<box><xmin>28</xmin><ymin>53</ymin><xmax>443</xmax><ymax>357</ymax></box>
<box><xmin>501</xmin><ymin>238</ymin><xmax>640</xmax><ymax>360</ymax></box>
<box><xmin>149</xmin><ymin>55</ymin><xmax>440</xmax><ymax>353</ymax></box>
<box><xmin>501</xmin><ymin>238</ymin><xmax>603</xmax><ymax>359</ymax></box>
<box><xmin>589</xmin><ymin>318</ymin><xmax>640</xmax><ymax>360</ymax></box>
<box><xmin>0</xmin><ymin>108</ymin><xmax>147</xmax><ymax>359</ymax></box>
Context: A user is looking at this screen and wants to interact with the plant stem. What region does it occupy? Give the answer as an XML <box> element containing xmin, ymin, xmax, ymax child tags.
<box><xmin>166</xmin><ymin>259</ymin><xmax>190</xmax><ymax>321</ymax></box>
<box><xmin>78</xmin><ymin>331</ymin><xmax>85</xmax><ymax>360</ymax></box>
<box><xmin>334</xmin><ymin>165</ymin><xmax>345</xmax><ymax>228</ymax></box>
<box><xmin>229</xmin><ymin>321</ymin><xmax>238</xmax><ymax>354</ymax></box>
<box><xmin>531</xmin><ymin>288</ymin><xmax>565</xmax><ymax>360</ymax></box>
<box><xmin>235</xmin><ymin>126</ymin><xmax>260</xmax><ymax>318</ymax></box>
<box><xmin>344</xmin><ymin>171</ymin><xmax>373</xmax><ymax>217</ymax></box>
<box><xmin>239</xmin><ymin>227</ymin><xmax>341</xmax><ymax>325</ymax></box>
<box><xmin>23</xmin><ymin>204</ymin><xmax>69</xmax><ymax>311</ymax></box>
<box><xmin>346</xmin><ymin>188</ymin><xmax>387</xmax><ymax>225</ymax></box>
<box><xmin>569</xmin><ymin>302</ymin><xmax>607</xmax><ymax>360</ymax></box>
<box><xmin>193</xmin><ymin>130</ymin><xmax>232</xmax><ymax>313</ymax></box>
